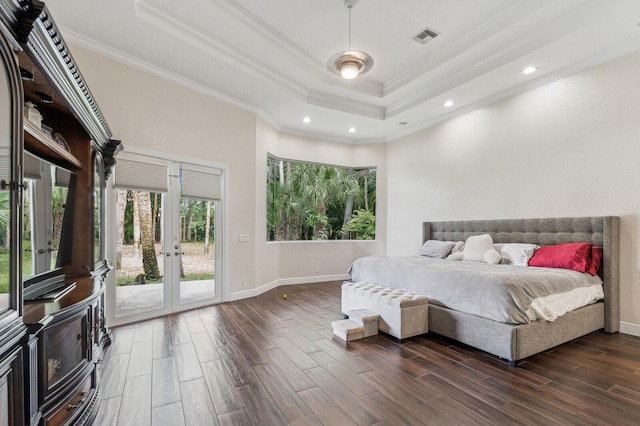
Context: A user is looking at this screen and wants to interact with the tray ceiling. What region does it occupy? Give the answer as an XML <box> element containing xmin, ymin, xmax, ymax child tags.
<box><xmin>46</xmin><ymin>0</ymin><xmax>640</xmax><ymax>143</ymax></box>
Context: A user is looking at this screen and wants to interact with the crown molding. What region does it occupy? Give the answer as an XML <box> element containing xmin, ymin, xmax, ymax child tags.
<box><xmin>279</xmin><ymin>126</ymin><xmax>356</xmax><ymax>145</ymax></box>
<box><xmin>218</xmin><ymin>0</ymin><xmax>385</xmax><ymax>98</ymax></box>
<box><xmin>256</xmin><ymin>110</ymin><xmax>282</xmax><ymax>132</ymax></box>
<box><xmin>307</xmin><ymin>90</ymin><xmax>385</xmax><ymax>120</ymax></box>
<box><xmin>388</xmin><ymin>38</ymin><xmax>640</xmax><ymax>142</ymax></box>
<box><xmin>383</xmin><ymin>0</ymin><xmax>536</xmax><ymax>96</ymax></box>
<box><xmin>214</xmin><ymin>0</ymin><xmax>321</xmax><ymax>73</ymax></box>
<box><xmin>385</xmin><ymin>0</ymin><xmax>623</xmax><ymax>119</ymax></box>
<box><xmin>61</xmin><ymin>29</ymin><xmax>259</xmax><ymax>114</ymax></box>
<box><xmin>135</xmin><ymin>0</ymin><xmax>309</xmax><ymax>100</ymax></box>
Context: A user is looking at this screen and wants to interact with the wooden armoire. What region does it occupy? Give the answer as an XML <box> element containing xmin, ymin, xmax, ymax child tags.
<box><xmin>0</xmin><ymin>1</ymin><xmax>121</xmax><ymax>424</ymax></box>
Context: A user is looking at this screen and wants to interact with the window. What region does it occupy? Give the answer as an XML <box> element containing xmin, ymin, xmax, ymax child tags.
<box><xmin>267</xmin><ymin>155</ymin><xmax>376</xmax><ymax>241</ymax></box>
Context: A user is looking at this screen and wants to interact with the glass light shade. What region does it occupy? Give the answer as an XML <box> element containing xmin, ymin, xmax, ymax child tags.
<box><xmin>339</xmin><ymin>60</ymin><xmax>360</xmax><ymax>79</ymax></box>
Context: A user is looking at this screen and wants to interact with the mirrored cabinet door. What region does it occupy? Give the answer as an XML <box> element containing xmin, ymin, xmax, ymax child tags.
<box><xmin>0</xmin><ymin>29</ymin><xmax>19</xmax><ymax>321</ymax></box>
<box><xmin>0</xmin><ymin>48</ymin><xmax>10</xmax><ymax>314</ymax></box>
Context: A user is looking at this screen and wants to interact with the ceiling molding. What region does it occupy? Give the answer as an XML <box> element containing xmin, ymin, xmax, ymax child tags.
<box><xmin>323</xmin><ymin>73</ymin><xmax>384</xmax><ymax>98</ymax></box>
<box><xmin>256</xmin><ymin>110</ymin><xmax>282</xmax><ymax>132</ymax></box>
<box><xmin>213</xmin><ymin>0</ymin><xmax>322</xmax><ymax>73</ymax></box>
<box><xmin>61</xmin><ymin>29</ymin><xmax>259</xmax><ymax>114</ymax></box>
<box><xmin>388</xmin><ymin>37</ymin><xmax>640</xmax><ymax>142</ymax></box>
<box><xmin>47</xmin><ymin>0</ymin><xmax>640</xmax><ymax>144</ymax></box>
<box><xmin>307</xmin><ymin>91</ymin><xmax>385</xmax><ymax>120</ymax></box>
<box><xmin>135</xmin><ymin>0</ymin><xmax>309</xmax><ymax>100</ymax></box>
<box><xmin>215</xmin><ymin>0</ymin><xmax>386</xmax><ymax>99</ymax></box>
<box><xmin>385</xmin><ymin>0</ymin><xmax>620</xmax><ymax>119</ymax></box>
<box><xmin>383</xmin><ymin>0</ymin><xmax>537</xmax><ymax>96</ymax></box>
<box><xmin>279</xmin><ymin>126</ymin><xmax>357</xmax><ymax>145</ymax></box>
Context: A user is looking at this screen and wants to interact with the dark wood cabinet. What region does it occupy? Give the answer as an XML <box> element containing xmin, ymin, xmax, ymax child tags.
<box><xmin>0</xmin><ymin>1</ymin><xmax>122</xmax><ymax>424</ymax></box>
<box><xmin>0</xmin><ymin>347</ymin><xmax>25</xmax><ymax>426</ymax></box>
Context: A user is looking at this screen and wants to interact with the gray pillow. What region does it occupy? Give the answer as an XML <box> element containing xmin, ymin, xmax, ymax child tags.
<box><xmin>418</xmin><ymin>240</ymin><xmax>456</xmax><ymax>258</ymax></box>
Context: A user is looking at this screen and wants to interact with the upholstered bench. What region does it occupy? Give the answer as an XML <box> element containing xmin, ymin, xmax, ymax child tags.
<box><xmin>341</xmin><ymin>281</ymin><xmax>429</xmax><ymax>339</ymax></box>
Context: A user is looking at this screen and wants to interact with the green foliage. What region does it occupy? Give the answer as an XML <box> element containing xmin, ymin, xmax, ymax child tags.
<box><xmin>342</xmin><ymin>210</ymin><xmax>376</xmax><ymax>240</ymax></box>
<box><xmin>266</xmin><ymin>157</ymin><xmax>376</xmax><ymax>241</ymax></box>
<box><xmin>180</xmin><ymin>198</ymin><xmax>214</xmax><ymax>241</ymax></box>
<box><xmin>0</xmin><ymin>240</ymin><xmax>33</xmax><ymax>293</ymax></box>
<box><xmin>121</xmin><ymin>191</ymin><xmax>213</xmax><ymax>245</ymax></box>
<box><xmin>0</xmin><ymin>191</ymin><xmax>9</xmax><ymax>247</ymax></box>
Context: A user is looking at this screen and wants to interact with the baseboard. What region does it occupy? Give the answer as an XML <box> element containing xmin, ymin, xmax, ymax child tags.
<box><xmin>278</xmin><ymin>274</ymin><xmax>351</xmax><ymax>286</ymax></box>
<box><xmin>619</xmin><ymin>321</ymin><xmax>640</xmax><ymax>337</ymax></box>
<box><xmin>228</xmin><ymin>274</ymin><xmax>350</xmax><ymax>302</ymax></box>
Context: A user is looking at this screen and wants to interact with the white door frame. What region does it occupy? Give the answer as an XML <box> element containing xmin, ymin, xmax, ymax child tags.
<box><xmin>104</xmin><ymin>147</ymin><xmax>228</xmax><ymax>327</ymax></box>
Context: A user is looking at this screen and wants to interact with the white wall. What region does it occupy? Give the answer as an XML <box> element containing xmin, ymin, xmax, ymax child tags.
<box><xmin>388</xmin><ymin>50</ymin><xmax>640</xmax><ymax>334</ymax></box>
<box><xmin>69</xmin><ymin>45</ymin><xmax>258</xmax><ymax>296</ymax></box>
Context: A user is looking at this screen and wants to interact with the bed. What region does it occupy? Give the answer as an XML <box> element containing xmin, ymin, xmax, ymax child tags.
<box><xmin>348</xmin><ymin>216</ymin><xmax>619</xmax><ymax>365</ymax></box>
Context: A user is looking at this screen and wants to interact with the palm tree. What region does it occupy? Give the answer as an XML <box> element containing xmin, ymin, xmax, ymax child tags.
<box><xmin>291</xmin><ymin>163</ymin><xmax>338</xmax><ymax>240</ymax></box>
<box><xmin>336</xmin><ymin>169</ymin><xmax>361</xmax><ymax>239</ymax></box>
<box><xmin>137</xmin><ymin>191</ymin><xmax>160</xmax><ymax>280</ymax></box>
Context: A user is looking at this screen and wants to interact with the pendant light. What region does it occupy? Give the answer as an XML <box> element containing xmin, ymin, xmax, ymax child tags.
<box><xmin>327</xmin><ymin>0</ymin><xmax>373</xmax><ymax>79</ymax></box>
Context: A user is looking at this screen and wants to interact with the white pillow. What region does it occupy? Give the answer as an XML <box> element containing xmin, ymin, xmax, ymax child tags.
<box><xmin>495</xmin><ymin>243</ymin><xmax>539</xmax><ymax>266</ymax></box>
<box><xmin>418</xmin><ymin>240</ymin><xmax>455</xmax><ymax>258</ymax></box>
<box><xmin>463</xmin><ymin>234</ymin><xmax>498</xmax><ymax>263</ymax></box>
<box><xmin>451</xmin><ymin>241</ymin><xmax>465</xmax><ymax>254</ymax></box>
<box><xmin>484</xmin><ymin>249</ymin><xmax>501</xmax><ymax>264</ymax></box>
<box><xmin>447</xmin><ymin>252</ymin><xmax>464</xmax><ymax>261</ymax></box>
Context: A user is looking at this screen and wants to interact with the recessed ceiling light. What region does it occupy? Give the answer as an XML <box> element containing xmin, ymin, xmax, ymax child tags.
<box><xmin>443</xmin><ymin>100</ymin><xmax>454</xmax><ymax>107</ymax></box>
<box><xmin>349</xmin><ymin>127</ymin><xmax>357</xmax><ymax>133</ymax></box>
<box><xmin>302</xmin><ymin>117</ymin><xmax>311</xmax><ymax>123</ymax></box>
<box><xmin>522</xmin><ymin>66</ymin><xmax>538</xmax><ymax>75</ymax></box>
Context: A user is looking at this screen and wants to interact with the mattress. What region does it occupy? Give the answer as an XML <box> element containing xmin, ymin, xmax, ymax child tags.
<box><xmin>348</xmin><ymin>256</ymin><xmax>603</xmax><ymax>324</ymax></box>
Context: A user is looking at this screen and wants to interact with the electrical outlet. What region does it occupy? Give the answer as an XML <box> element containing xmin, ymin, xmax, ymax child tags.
<box><xmin>242</xmin><ymin>278</ymin><xmax>247</xmax><ymax>287</ymax></box>
<box><xmin>315</xmin><ymin>266</ymin><xmax>320</xmax><ymax>274</ymax></box>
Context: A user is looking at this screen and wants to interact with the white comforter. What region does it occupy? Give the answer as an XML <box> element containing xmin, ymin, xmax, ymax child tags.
<box><xmin>349</xmin><ymin>256</ymin><xmax>603</xmax><ymax>324</ymax></box>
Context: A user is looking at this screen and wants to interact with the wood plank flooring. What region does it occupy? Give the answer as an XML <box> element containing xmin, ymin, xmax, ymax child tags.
<box><xmin>93</xmin><ymin>281</ymin><xmax>640</xmax><ymax>425</ymax></box>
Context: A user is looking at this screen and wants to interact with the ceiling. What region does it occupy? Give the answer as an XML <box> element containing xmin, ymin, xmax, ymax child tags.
<box><xmin>45</xmin><ymin>0</ymin><xmax>640</xmax><ymax>144</ymax></box>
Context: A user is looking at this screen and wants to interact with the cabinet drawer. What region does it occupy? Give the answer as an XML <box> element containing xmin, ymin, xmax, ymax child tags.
<box><xmin>44</xmin><ymin>374</ymin><xmax>93</xmax><ymax>426</ymax></box>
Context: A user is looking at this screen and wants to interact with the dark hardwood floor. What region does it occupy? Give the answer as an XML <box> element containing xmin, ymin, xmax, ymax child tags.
<box><xmin>94</xmin><ymin>281</ymin><xmax>640</xmax><ymax>425</ymax></box>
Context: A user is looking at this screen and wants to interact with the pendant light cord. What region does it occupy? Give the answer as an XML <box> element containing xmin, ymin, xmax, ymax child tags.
<box><xmin>348</xmin><ymin>3</ymin><xmax>352</xmax><ymax>50</ymax></box>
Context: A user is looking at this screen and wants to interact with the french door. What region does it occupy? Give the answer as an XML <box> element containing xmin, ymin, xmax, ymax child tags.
<box><xmin>107</xmin><ymin>155</ymin><xmax>223</xmax><ymax>325</ymax></box>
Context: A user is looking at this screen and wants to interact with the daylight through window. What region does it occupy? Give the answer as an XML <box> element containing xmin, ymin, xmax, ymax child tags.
<box><xmin>267</xmin><ymin>155</ymin><xmax>376</xmax><ymax>241</ymax></box>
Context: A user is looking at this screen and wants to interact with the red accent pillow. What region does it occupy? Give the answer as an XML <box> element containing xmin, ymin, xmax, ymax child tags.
<box><xmin>528</xmin><ymin>243</ymin><xmax>592</xmax><ymax>273</ymax></box>
<box><xmin>587</xmin><ymin>246</ymin><xmax>603</xmax><ymax>276</ymax></box>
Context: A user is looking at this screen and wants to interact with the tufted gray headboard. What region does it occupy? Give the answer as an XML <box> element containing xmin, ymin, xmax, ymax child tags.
<box><xmin>422</xmin><ymin>217</ymin><xmax>620</xmax><ymax>333</ymax></box>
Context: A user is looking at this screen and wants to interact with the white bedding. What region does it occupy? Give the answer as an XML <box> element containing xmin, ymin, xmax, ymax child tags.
<box><xmin>349</xmin><ymin>256</ymin><xmax>604</xmax><ymax>324</ymax></box>
<box><xmin>527</xmin><ymin>284</ymin><xmax>604</xmax><ymax>321</ymax></box>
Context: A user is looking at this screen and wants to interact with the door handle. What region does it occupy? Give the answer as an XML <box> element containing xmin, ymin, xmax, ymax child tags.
<box><xmin>174</xmin><ymin>252</ymin><xmax>184</xmax><ymax>256</ymax></box>
<box><xmin>165</xmin><ymin>252</ymin><xmax>171</xmax><ymax>257</ymax></box>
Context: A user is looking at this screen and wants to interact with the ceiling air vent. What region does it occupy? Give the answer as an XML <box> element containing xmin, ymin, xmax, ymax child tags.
<box><xmin>412</xmin><ymin>27</ymin><xmax>439</xmax><ymax>45</ymax></box>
